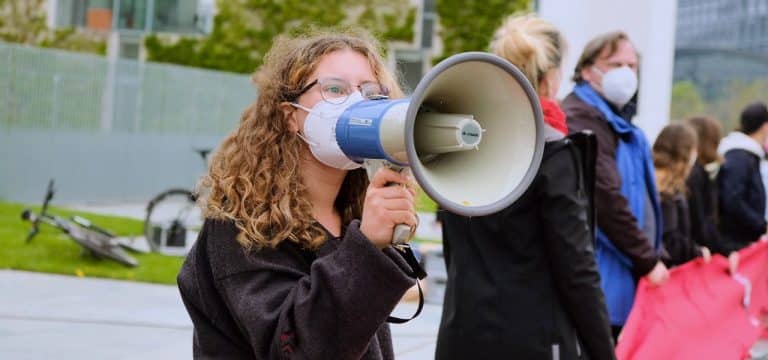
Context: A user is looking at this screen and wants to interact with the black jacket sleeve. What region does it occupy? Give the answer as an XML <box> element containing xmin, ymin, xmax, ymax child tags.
<box><xmin>213</xmin><ymin>220</ymin><xmax>415</xmax><ymax>360</ymax></box>
<box><xmin>719</xmin><ymin>151</ymin><xmax>767</xmax><ymax>237</ymax></box>
<box><xmin>660</xmin><ymin>197</ymin><xmax>700</xmax><ymax>267</ymax></box>
<box><xmin>538</xmin><ymin>144</ymin><xmax>616</xmax><ymax>360</ymax></box>
<box><xmin>565</xmin><ymin>99</ymin><xmax>659</xmax><ymax>276</ymax></box>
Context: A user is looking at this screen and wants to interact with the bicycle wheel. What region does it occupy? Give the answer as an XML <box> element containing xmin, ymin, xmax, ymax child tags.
<box><xmin>144</xmin><ymin>188</ymin><xmax>200</xmax><ymax>254</ymax></box>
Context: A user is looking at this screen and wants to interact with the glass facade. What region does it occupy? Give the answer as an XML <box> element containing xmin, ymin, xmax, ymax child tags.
<box><xmin>674</xmin><ymin>0</ymin><xmax>768</xmax><ymax>99</ymax></box>
<box><xmin>151</xmin><ymin>0</ymin><xmax>199</xmax><ymax>33</ymax></box>
<box><xmin>51</xmin><ymin>0</ymin><xmax>205</xmax><ymax>34</ymax></box>
<box><xmin>421</xmin><ymin>0</ymin><xmax>436</xmax><ymax>49</ymax></box>
<box><xmin>676</xmin><ymin>0</ymin><xmax>768</xmax><ymax>54</ymax></box>
<box><xmin>116</xmin><ymin>0</ymin><xmax>148</xmax><ymax>31</ymax></box>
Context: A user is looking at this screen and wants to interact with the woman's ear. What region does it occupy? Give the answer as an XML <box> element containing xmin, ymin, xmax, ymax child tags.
<box><xmin>280</xmin><ymin>102</ymin><xmax>300</xmax><ymax>133</ymax></box>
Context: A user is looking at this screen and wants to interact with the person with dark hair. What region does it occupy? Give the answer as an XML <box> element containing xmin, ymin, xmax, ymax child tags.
<box><xmin>562</xmin><ymin>31</ymin><xmax>667</xmax><ymax>339</ymax></box>
<box><xmin>435</xmin><ymin>15</ymin><xmax>615</xmax><ymax>360</ymax></box>
<box><xmin>685</xmin><ymin>116</ymin><xmax>722</xmax><ymax>254</ymax></box>
<box><xmin>653</xmin><ymin>123</ymin><xmax>711</xmax><ymax>267</ymax></box>
<box><xmin>716</xmin><ymin>102</ymin><xmax>768</xmax><ymax>253</ymax></box>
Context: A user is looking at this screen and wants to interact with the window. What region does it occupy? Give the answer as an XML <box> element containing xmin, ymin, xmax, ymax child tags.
<box><xmin>421</xmin><ymin>0</ymin><xmax>436</xmax><ymax>49</ymax></box>
<box><xmin>86</xmin><ymin>0</ymin><xmax>114</xmax><ymax>30</ymax></box>
<box><xmin>421</xmin><ymin>15</ymin><xmax>435</xmax><ymax>49</ymax></box>
<box><xmin>394</xmin><ymin>49</ymin><xmax>424</xmax><ymax>94</ymax></box>
<box><xmin>116</xmin><ymin>0</ymin><xmax>148</xmax><ymax>31</ymax></box>
<box><xmin>152</xmin><ymin>0</ymin><xmax>199</xmax><ymax>33</ymax></box>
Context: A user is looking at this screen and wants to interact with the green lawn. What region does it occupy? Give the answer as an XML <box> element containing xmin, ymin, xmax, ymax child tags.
<box><xmin>416</xmin><ymin>189</ymin><xmax>437</xmax><ymax>213</ymax></box>
<box><xmin>0</xmin><ymin>202</ymin><xmax>184</xmax><ymax>285</ymax></box>
<box><xmin>0</xmin><ymin>191</ymin><xmax>438</xmax><ymax>285</ymax></box>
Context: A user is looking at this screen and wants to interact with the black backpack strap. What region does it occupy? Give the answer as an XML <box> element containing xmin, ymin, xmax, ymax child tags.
<box><xmin>387</xmin><ymin>244</ymin><xmax>426</xmax><ymax>324</ymax></box>
<box><xmin>565</xmin><ymin>130</ymin><xmax>598</xmax><ymax>243</ymax></box>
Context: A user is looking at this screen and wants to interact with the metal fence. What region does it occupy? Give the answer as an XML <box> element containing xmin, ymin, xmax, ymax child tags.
<box><xmin>0</xmin><ymin>42</ymin><xmax>255</xmax><ymax>135</ymax></box>
<box><xmin>0</xmin><ymin>42</ymin><xmax>256</xmax><ymax>203</ymax></box>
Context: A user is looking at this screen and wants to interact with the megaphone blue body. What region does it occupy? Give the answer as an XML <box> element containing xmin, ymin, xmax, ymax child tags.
<box><xmin>336</xmin><ymin>99</ymin><xmax>411</xmax><ymax>166</ymax></box>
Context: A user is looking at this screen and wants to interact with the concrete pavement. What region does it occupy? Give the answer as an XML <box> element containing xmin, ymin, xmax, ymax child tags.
<box><xmin>0</xmin><ymin>270</ymin><xmax>441</xmax><ymax>359</ymax></box>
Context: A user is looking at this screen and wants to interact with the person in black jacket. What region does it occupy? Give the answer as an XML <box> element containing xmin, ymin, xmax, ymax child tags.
<box><xmin>652</xmin><ymin>123</ymin><xmax>711</xmax><ymax>267</ymax></box>
<box><xmin>685</xmin><ymin>116</ymin><xmax>722</xmax><ymax>256</ymax></box>
<box><xmin>435</xmin><ymin>15</ymin><xmax>615</xmax><ymax>360</ymax></box>
<box><xmin>717</xmin><ymin>102</ymin><xmax>768</xmax><ymax>253</ymax></box>
<box><xmin>177</xmin><ymin>30</ymin><xmax>420</xmax><ymax>360</ymax></box>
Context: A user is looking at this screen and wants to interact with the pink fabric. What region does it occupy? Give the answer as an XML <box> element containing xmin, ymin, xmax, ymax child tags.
<box><xmin>616</xmin><ymin>240</ymin><xmax>768</xmax><ymax>360</ymax></box>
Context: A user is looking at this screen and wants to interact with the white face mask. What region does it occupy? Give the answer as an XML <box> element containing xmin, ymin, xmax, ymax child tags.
<box><xmin>291</xmin><ymin>92</ymin><xmax>365</xmax><ymax>170</ymax></box>
<box><xmin>594</xmin><ymin>66</ymin><xmax>638</xmax><ymax>108</ymax></box>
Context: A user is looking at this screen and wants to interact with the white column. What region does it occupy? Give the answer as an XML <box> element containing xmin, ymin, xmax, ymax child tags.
<box><xmin>46</xmin><ymin>0</ymin><xmax>60</xmax><ymax>29</ymax></box>
<box><xmin>538</xmin><ymin>0</ymin><xmax>678</xmax><ymax>141</ymax></box>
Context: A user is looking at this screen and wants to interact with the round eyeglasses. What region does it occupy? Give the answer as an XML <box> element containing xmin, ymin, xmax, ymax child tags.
<box><xmin>293</xmin><ymin>77</ymin><xmax>389</xmax><ymax>104</ymax></box>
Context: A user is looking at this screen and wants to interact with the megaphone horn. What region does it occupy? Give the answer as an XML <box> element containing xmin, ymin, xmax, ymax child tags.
<box><xmin>335</xmin><ymin>52</ymin><xmax>545</xmax><ymax>242</ymax></box>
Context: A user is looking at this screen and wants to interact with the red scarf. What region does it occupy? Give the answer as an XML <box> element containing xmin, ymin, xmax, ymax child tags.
<box><xmin>540</xmin><ymin>98</ymin><xmax>568</xmax><ymax>135</ymax></box>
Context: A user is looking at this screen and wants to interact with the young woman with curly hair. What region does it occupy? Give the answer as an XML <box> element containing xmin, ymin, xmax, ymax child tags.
<box><xmin>177</xmin><ymin>29</ymin><xmax>419</xmax><ymax>360</ymax></box>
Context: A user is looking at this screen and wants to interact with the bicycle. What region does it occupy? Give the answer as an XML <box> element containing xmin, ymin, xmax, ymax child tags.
<box><xmin>21</xmin><ymin>180</ymin><xmax>139</xmax><ymax>267</ymax></box>
<box><xmin>143</xmin><ymin>148</ymin><xmax>210</xmax><ymax>256</ymax></box>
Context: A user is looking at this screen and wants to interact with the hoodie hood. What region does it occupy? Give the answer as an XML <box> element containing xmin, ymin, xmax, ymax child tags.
<box><xmin>717</xmin><ymin>131</ymin><xmax>765</xmax><ymax>158</ymax></box>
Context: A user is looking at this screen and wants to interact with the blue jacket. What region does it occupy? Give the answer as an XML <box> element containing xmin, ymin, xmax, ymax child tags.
<box><xmin>572</xmin><ymin>83</ymin><xmax>662</xmax><ymax>326</ymax></box>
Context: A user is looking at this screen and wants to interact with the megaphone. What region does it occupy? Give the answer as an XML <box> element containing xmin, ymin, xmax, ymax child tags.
<box><xmin>335</xmin><ymin>52</ymin><xmax>545</xmax><ymax>243</ymax></box>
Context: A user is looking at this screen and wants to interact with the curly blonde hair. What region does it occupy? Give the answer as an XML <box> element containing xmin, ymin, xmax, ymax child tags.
<box><xmin>199</xmin><ymin>29</ymin><xmax>403</xmax><ymax>250</ymax></box>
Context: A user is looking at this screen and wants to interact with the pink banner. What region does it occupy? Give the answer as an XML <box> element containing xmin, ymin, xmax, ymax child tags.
<box><xmin>616</xmin><ymin>240</ymin><xmax>768</xmax><ymax>360</ymax></box>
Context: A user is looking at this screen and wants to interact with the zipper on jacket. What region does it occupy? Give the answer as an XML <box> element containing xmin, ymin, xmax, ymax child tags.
<box><xmin>575</xmin><ymin>334</ymin><xmax>582</xmax><ymax>357</ymax></box>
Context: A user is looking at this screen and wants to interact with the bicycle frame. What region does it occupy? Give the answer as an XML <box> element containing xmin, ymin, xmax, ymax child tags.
<box><xmin>21</xmin><ymin>179</ymin><xmax>139</xmax><ymax>267</ymax></box>
<box><xmin>25</xmin><ymin>179</ymin><xmax>55</xmax><ymax>243</ymax></box>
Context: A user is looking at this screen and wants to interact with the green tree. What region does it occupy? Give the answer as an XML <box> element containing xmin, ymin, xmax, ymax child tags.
<box><xmin>0</xmin><ymin>0</ymin><xmax>107</xmax><ymax>54</ymax></box>
<box><xmin>434</xmin><ymin>0</ymin><xmax>530</xmax><ymax>63</ymax></box>
<box><xmin>669</xmin><ymin>81</ymin><xmax>706</xmax><ymax>121</ymax></box>
<box><xmin>670</xmin><ymin>78</ymin><xmax>768</xmax><ymax>133</ymax></box>
<box><xmin>711</xmin><ymin>79</ymin><xmax>768</xmax><ymax>132</ymax></box>
<box><xmin>145</xmin><ymin>0</ymin><xmax>416</xmax><ymax>74</ymax></box>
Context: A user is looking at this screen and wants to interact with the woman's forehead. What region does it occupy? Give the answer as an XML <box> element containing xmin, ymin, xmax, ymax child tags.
<box><xmin>309</xmin><ymin>49</ymin><xmax>377</xmax><ymax>83</ymax></box>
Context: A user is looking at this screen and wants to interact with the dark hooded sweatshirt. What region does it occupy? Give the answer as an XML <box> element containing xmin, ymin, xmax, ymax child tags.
<box><xmin>177</xmin><ymin>219</ymin><xmax>416</xmax><ymax>359</ymax></box>
<box><xmin>716</xmin><ymin>131</ymin><xmax>767</xmax><ymax>253</ymax></box>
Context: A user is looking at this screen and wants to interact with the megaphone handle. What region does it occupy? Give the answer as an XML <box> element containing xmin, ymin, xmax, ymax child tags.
<box><xmin>363</xmin><ymin>160</ymin><xmax>417</xmax><ymax>245</ymax></box>
<box><xmin>392</xmin><ymin>224</ymin><xmax>412</xmax><ymax>245</ymax></box>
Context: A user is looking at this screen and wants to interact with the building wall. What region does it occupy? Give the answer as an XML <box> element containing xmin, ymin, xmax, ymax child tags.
<box><xmin>539</xmin><ymin>0</ymin><xmax>678</xmax><ymax>141</ymax></box>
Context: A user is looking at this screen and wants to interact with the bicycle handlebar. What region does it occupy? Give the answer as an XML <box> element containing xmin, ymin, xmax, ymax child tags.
<box><xmin>22</xmin><ymin>210</ymin><xmax>72</xmax><ymax>242</ymax></box>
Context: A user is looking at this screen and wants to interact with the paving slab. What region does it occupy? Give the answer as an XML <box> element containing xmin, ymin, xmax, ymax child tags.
<box><xmin>0</xmin><ymin>270</ymin><xmax>442</xmax><ymax>359</ymax></box>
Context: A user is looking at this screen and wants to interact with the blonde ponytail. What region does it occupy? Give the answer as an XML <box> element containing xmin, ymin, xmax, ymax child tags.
<box><xmin>490</xmin><ymin>14</ymin><xmax>565</xmax><ymax>92</ymax></box>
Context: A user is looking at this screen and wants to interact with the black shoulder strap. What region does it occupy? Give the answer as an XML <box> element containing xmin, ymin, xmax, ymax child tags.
<box><xmin>386</xmin><ymin>244</ymin><xmax>426</xmax><ymax>324</ymax></box>
<box><xmin>565</xmin><ymin>130</ymin><xmax>598</xmax><ymax>242</ymax></box>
